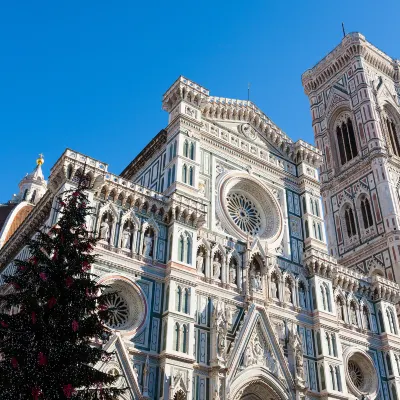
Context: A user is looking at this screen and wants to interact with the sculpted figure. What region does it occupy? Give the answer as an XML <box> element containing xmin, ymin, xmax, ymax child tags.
<box><xmin>100</xmin><ymin>218</ymin><xmax>110</xmax><ymax>241</ymax></box>
<box><xmin>229</xmin><ymin>266</ymin><xmax>237</xmax><ymax>284</ymax></box>
<box><xmin>213</xmin><ymin>259</ymin><xmax>221</xmax><ymax>280</ymax></box>
<box><xmin>285</xmin><ymin>281</ymin><xmax>292</xmax><ymax>303</ymax></box>
<box><xmin>121</xmin><ymin>227</ymin><xmax>132</xmax><ymax>249</ymax></box>
<box><xmin>296</xmin><ymin>350</ymin><xmax>304</xmax><ymax>379</ymax></box>
<box><xmin>143</xmin><ymin>232</ymin><xmax>153</xmax><ymax>257</ymax></box>
<box><xmin>197</xmin><ymin>250</ymin><xmax>205</xmax><ymax>274</ymax></box>
<box><xmin>299</xmin><ymin>286</ymin><xmax>306</xmax><ymax>308</ymax></box>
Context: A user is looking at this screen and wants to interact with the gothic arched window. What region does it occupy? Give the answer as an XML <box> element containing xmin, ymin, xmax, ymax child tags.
<box><xmin>183</xmin><ymin>289</ymin><xmax>189</xmax><ymax>314</ymax></box>
<box><xmin>305</xmin><ymin>220</ymin><xmax>310</xmax><ymax>238</ymax></box>
<box><xmin>336</xmin><ymin>116</ymin><xmax>358</xmax><ymax>165</ymax></box>
<box><xmin>186</xmin><ymin>237</ymin><xmax>191</xmax><ymax>264</ymax></box>
<box><xmin>315</xmin><ymin>200</ymin><xmax>320</xmax><ymax>217</ymax></box>
<box><xmin>387</xmin><ymin>353</ymin><xmax>393</xmax><ymax>376</ymax></box>
<box><xmin>189</xmin><ymin>167</ymin><xmax>194</xmax><ymax>186</ymax></box>
<box><xmin>360</xmin><ymin>196</ymin><xmax>373</xmax><ymax>229</ymax></box>
<box><xmin>331</xmin><ymin>334</ymin><xmax>337</xmax><ymax>357</ymax></box>
<box><xmin>178</xmin><ymin>235</ymin><xmax>185</xmax><ymax>262</ymax></box>
<box><xmin>171</xmin><ymin>165</ymin><xmax>176</xmax><ymax>182</ymax></box>
<box><xmin>317</xmin><ymin>224</ymin><xmax>323</xmax><ymax>241</ymax></box>
<box><xmin>189</xmin><ymin>143</ymin><xmax>195</xmax><ymax>160</ymax></box>
<box><xmin>326</xmin><ymin>333</ymin><xmax>332</xmax><ymax>356</ymax></box>
<box><xmin>182</xmin><ymin>165</ymin><xmax>188</xmax><ymax>183</ymax></box>
<box><xmin>108</xmin><ymin>190</ymin><xmax>116</xmax><ymax>202</ymax></box>
<box><xmin>344</xmin><ymin>206</ymin><xmax>357</xmax><ymax>237</ymax></box>
<box><xmin>181</xmin><ymin>325</ymin><xmax>188</xmax><ymax>353</ymax></box>
<box><xmin>176</xmin><ymin>286</ymin><xmax>182</xmax><ymax>312</ymax></box>
<box><xmin>302</xmin><ymin>197</ymin><xmax>307</xmax><ymax>214</ymax></box>
<box><xmin>335</xmin><ymin>366</ymin><xmax>342</xmax><ymax>391</ymax></box>
<box><xmin>183</xmin><ymin>140</ymin><xmax>189</xmax><ymax>158</ymax></box>
<box><xmin>330</xmin><ymin>366</ymin><xmax>336</xmax><ymax>390</ymax></box>
<box><xmin>386</xmin><ymin>116</ymin><xmax>400</xmax><ymax>157</ymax></box>
<box><xmin>174</xmin><ymin>323</ymin><xmax>180</xmax><ymax>351</ymax></box>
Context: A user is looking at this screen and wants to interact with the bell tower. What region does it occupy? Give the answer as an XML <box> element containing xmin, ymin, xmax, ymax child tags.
<box><xmin>302</xmin><ymin>33</ymin><xmax>400</xmax><ymax>281</ymax></box>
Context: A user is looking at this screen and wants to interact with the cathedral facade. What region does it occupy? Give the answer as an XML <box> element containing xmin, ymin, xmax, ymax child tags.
<box><xmin>1</xmin><ymin>33</ymin><xmax>400</xmax><ymax>400</ymax></box>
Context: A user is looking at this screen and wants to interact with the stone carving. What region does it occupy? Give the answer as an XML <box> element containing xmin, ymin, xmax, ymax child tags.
<box><xmin>100</xmin><ymin>218</ymin><xmax>111</xmax><ymax>241</ymax></box>
<box><xmin>186</xmin><ymin>106</ymin><xmax>197</xmax><ymax>118</ymax></box>
<box><xmin>229</xmin><ymin>265</ymin><xmax>237</xmax><ymax>285</ymax></box>
<box><xmin>288</xmin><ymin>324</ymin><xmax>305</xmax><ymax>383</ymax></box>
<box><xmin>284</xmin><ymin>280</ymin><xmax>292</xmax><ymax>303</ymax></box>
<box><xmin>239</xmin><ymin>123</ymin><xmax>257</xmax><ymax>141</ymax></box>
<box><xmin>197</xmin><ymin>249</ymin><xmax>205</xmax><ymax>274</ymax></box>
<box><xmin>121</xmin><ymin>227</ymin><xmax>132</xmax><ymax>249</ymax></box>
<box><xmin>242</xmin><ymin>323</ymin><xmax>278</xmax><ymax>374</ymax></box>
<box><xmin>143</xmin><ymin>232</ymin><xmax>153</xmax><ymax>258</ymax></box>
<box><xmin>212</xmin><ymin>301</ymin><xmax>228</xmax><ymax>360</ymax></box>
<box><xmin>213</xmin><ymin>256</ymin><xmax>222</xmax><ymax>280</ymax></box>
<box><xmin>251</xmin><ymin>271</ymin><xmax>262</xmax><ymax>291</ymax></box>
<box><xmin>271</xmin><ymin>274</ymin><xmax>279</xmax><ymax>299</ymax></box>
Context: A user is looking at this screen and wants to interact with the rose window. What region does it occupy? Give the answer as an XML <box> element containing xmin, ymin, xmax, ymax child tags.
<box><xmin>104</xmin><ymin>293</ymin><xmax>129</xmax><ymax>329</ymax></box>
<box><xmin>348</xmin><ymin>360</ymin><xmax>364</xmax><ymax>389</ymax></box>
<box><xmin>216</xmin><ymin>173</ymin><xmax>283</xmax><ymax>244</ymax></box>
<box><xmin>344</xmin><ymin>350</ymin><xmax>378</xmax><ymax>398</ymax></box>
<box><xmin>102</xmin><ymin>279</ymin><xmax>146</xmax><ymax>333</ymax></box>
<box><xmin>227</xmin><ymin>192</ymin><xmax>262</xmax><ymax>235</ymax></box>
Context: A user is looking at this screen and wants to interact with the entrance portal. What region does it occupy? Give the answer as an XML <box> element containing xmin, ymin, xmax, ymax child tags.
<box><xmin>239</xmin><ymin>381</ymin><xmax>280</xmax><ymax>400</ymax></box>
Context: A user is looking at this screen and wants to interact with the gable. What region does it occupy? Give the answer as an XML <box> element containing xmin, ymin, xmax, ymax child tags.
<box><xmin>226</xmin><ymin>304</ymin><xmax>294</xmax><ymax>392</ymax></box>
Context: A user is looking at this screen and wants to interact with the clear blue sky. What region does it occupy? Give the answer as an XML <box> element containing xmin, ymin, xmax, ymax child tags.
<box><xmin>0</xmin><ymin>0</ymin><xmax>399</xmax><ymax>201</ymax></box>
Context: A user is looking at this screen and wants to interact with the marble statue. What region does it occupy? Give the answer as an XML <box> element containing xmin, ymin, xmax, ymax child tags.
<box><xmin>213</xmin><ymin>259</ymin><xmax>221</xmax><ymax>280</ymax></box>
<box><xmin>121</xmin><ymin>227</ymin><xmax>132</xmax><ymax>249</ymax></box>
<box><xmin>229</xmin><ymin>266</ymin><xmax>237</xmax><ymax>284</ymax></box>
<box><xmin>285</xmin><ymin>281</ymin><xmax>292</xmax><ymax>303</ymax></box>
<box><xmin>143</xmin><ymin>232</ymin><xmax>153</xmax><ymax>257</ymax></box>
<box><xmin>197</xmin><ymin>250</ymin><xmax>205</xmax><ymax>273</ymax></box>
<box><xmin>100</xmin><ymin>218</ymin><xmax>110</xmax><ymax>241</ymax></box>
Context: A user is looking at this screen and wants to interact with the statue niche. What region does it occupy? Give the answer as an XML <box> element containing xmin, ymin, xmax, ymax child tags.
<box><xmin>142</xmin><ymin>227</ymin><xmax>155</xmax><ymax>258</ymax></box>
<box><xmin>213</xmin><ymin>253</ymin><xmax>222</xmax><ymax>280</ymax></box>
<box><xmin>270</xmin><ymin>272</ymin><xmax>279</xmax><ymax>299</ymax></box>
<box><xmin>249</xmin><ymin>257</ymin><xmax>262</xmax><ymax>292</ymax></box>
<box><xmin>196</xmin><ymin>247</ymin><xmax>206</xmax><ymax>275</ymax></box>
<box><xmin>229</xmin><ymin>257</ymin><xmax>238</xmax><ymax>286</ymax></box>
<box><xmin>99</xmin><ymin>212</ymin><xmax>113</xmax><ymax>244</ymax></box>
<box><xmin>121</xmin><ymin>220</ymin><xmax>134</xmax><ymax>250</ymax></box>
<box><xmin>284</xmin><ymin>277</ymin><xmax>293</xmax><ymax>304</ymax></box>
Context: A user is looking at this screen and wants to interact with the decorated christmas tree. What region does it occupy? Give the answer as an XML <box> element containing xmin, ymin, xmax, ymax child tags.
<box><xmin>0</xmin><ymin>182</ymin><xmax>126</xmax><ymax>399</ymax></box>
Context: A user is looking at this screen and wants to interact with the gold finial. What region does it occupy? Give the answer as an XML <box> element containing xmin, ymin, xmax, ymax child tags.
<box><xmin>36</xmin><ymin>153</ymin><xmax>44</xmax><ymax>166</ymax></box>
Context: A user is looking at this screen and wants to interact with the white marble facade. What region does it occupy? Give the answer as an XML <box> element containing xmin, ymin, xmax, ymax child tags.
<box><xmin>1</xmin><ymin>33</ymin><xmax>400</xmax><ymax>400</ymax></box>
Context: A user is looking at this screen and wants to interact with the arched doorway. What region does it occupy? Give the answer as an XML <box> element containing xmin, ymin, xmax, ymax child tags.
<box><xmin>229</xmin><ymin>367</ymin><xmax>289</xmax><ymax>400</ymax></box>
<box><xmin>240</xmin><ymin>381</ymin><xmax>280</xmax><ymax>400</ymax></box>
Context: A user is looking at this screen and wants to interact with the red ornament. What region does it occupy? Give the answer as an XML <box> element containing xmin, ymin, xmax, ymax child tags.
<box><xmin>18</xmin><ymin>265</ymin><xmax>26</xmax><ymax>272</ymax></box>
<box><xmin>11</xmin><ymin>357</ymin><xmax>18</xmax><ymax>368</ymax></box>
<box><xmin>52</xmin><ymin>251</ymin><xmax>58</xmax><ymax>260</ymax></box>
<box><xmin>47</xmin><ymin>297</ymin><xmax>57</xmax><ymax>309</ymax></box>
<box><xmin>65</xmin><ymin>276</ymin><xmax>74</xmax><ymax>288</ymax></box>
<box><xmin>59</xmin><ymin>201</ymin><xmax>66</xmax><ymax>207</ymax></box>
<box><xmin>32</xmin><ymin>387</ymin><xmax>41</xmax><ymax>400</ymax></box>
<box><xmin>99</xmin><ymin>304</ymin><xmax>108</xmax><ymax>311</ymax></box>
<box><xmin>11</xmin><ymin>282</ymin><xmax>20</xmax><ymax>290</ymax></box>
<box><xmin>30</xmin><ymin>256</ymin><xmax>38</xmax><ymax>265</ymax></box>
<box><xmin>73</xmin><ymin>239</ymin><xmax>79</xmax><ymax>246</ymax></box>
<box><xmin>31</xmin><ymin>312</ymin><xmax>37</xmax><ymax>324</ymax></box>
<box><xmin>0</xmin><ymin>320</ymin><xmax>8</xmax><ymax>328</ymax></box>
<box><xmin>38</xmin><ymin>352</ymin><xmax>47</xmax><ymax>366</ymax></box>
<box><xmin>63</xmin><ymin>384</ymin><xmax>74</xmax><ymax>398</ymax></box>
<box><xmin>82</xmin><ymin>261</ymin><xmax>91</xmax><ymax>272</ymax></box>
<box><xmin>72</xmin><ymin>320</ymin><xmax>79</xmax><ymax>332</ymax></box>
<box><xmin>73</xmin><ymin>191</ymin><xmax>79</xmax><ymax>197</ymax></box>
<box><xmin>39</xmin><ymin>272</ymin><xmax>47</xmax><ymax>281</ymax></box>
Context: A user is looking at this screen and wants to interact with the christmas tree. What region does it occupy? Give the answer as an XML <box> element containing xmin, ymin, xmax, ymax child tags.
<box><xmin>0</xmin><ymin>181</ymin><xmax>127</xmax><ymax>399</ymax></box>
